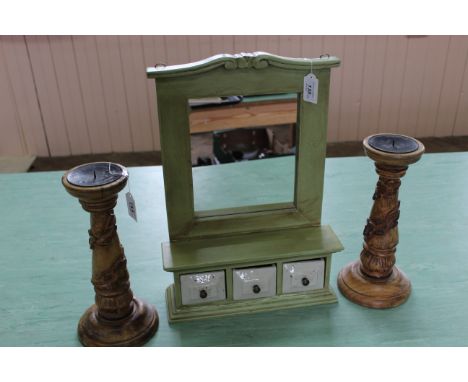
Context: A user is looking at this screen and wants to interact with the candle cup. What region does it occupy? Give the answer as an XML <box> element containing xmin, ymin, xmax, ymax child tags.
<box><xmin>62</xmin><ymin>162</ymin><xmax>158</xmax><ymax>346</ymax></box>
<box><xmin>337</xmin><ymin>134</ymin><xmax>424</xmax><ymax>308</ymax></box>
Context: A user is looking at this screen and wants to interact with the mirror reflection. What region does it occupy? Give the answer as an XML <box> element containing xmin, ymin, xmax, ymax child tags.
<box><xmin>189</xmin><ymin>93</ymin><xmax>299</xmax><ymax>214</ymax></box>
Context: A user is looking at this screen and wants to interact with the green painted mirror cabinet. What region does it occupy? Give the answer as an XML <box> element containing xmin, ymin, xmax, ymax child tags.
<box><xmin>147</xmin><ymin>52</ymin><xmax>343</xmax><ymax>322</ymax></box>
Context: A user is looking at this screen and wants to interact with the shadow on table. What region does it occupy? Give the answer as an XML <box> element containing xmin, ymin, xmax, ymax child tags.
<box><xmin>167</xmin><ymin>304</ymin><xmax>338</xmax><ymax>347</ymax></box>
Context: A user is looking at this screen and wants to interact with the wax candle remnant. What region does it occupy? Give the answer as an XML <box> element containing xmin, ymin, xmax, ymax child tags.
<box><xmin>67</xmin><ymin>162</ymin><xmax>127</xmax><ymax>187</ymax></box>
<box><xmin>368</xmin><ymin>134</ymin><xmax>419</xmax><ymax>154</ymax></box>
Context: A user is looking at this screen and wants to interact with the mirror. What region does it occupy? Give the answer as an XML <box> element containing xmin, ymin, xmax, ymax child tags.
<box><xmin>189</xmin><ymin>93</ymin><xmax>299</xmax><ymax>214</ymax></box>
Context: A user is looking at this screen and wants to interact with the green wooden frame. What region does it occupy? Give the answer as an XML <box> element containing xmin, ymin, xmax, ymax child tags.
<box><xmin>147</xmin><ymin>52</ymin><xmax>341</xmax><ymax>241</ymax></box>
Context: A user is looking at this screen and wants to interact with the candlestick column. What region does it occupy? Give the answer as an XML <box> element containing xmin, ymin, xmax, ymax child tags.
<box><xmin>359</xmin><ymin>163</ymin><xmax>406</xmax><ymax>279</ymax></box>
<box><xmin>338</xmin><ymin>134</ymin><xmax>424</xmax><ymax>309</ymax></box>
<box><xmin>62</xmin><ymin>162</ymin><xmax>158</xmax><ymax>346</ymax></box>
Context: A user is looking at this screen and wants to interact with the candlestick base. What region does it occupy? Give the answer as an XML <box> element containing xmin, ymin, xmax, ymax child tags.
<box><xmin>78</xmin><ymin>297</ymin><xmax>159</xmax><ymax>347</ymax></box>
<box><xmin>337</xmin><ymin>261</ymin><xmax>411</xmax><ymax>309</ymax></box>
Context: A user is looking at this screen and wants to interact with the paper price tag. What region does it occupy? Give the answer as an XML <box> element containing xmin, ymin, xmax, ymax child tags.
<box><xmin>303</xmin><ymin>73</ymin><xmax>319</xmax><ymax>104</ymax></box>
<box><xmin>126</xmin><ymin>192</ymin><xmax>137</xmax><ymax>222</ymax></box>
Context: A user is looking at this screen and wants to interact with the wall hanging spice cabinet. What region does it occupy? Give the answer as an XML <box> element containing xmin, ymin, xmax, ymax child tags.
<box><xmin>147</xmin><ymin>52</ymin><xmax>344</xmax><ymax>322</ymax></box>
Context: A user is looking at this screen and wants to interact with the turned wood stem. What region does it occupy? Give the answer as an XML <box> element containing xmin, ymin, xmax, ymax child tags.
<box><xmin>360</xmin><ymin>164</ymin><xmax>407</xmax><ymax>279</ymax></box>
<box><xmin>337</xmin><ymin>134</ymin><xmax>424</xmax><ymax>309</ymax></box>
<box><xmin>81</xmin><ymin>197</ymin><xmax>134</xmax><ymax>321</ymax></box>
<box><xmin>62</xmin><ymin>162</ymin><xmax>158</xmax><ymax>346</ymax></box>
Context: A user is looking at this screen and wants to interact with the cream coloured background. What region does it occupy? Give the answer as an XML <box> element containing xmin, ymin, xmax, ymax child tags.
<box><xmin>1</xmin><ymin>35</ymin><xmax>467</xmax><ymax>157</ymax></box>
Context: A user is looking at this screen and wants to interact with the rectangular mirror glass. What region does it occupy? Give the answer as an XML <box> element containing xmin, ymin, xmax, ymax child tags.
<box><xmin>189</xmin><ymin>93</ymin><xmax>298</xmax><ymax>215</ymax></box>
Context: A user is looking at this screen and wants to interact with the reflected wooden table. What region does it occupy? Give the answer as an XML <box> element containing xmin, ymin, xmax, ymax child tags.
<box><xmin>1</xmin><ymin>153</ymin><xmax>467</xmax><ymax>346</ymax></box>
<box><xmin>189</xmin><ymin>93</ymin><xmax>297</xmax><ymax>138</ymax></box>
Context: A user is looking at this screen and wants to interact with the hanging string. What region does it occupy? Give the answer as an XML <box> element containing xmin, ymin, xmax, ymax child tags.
<box><xmin>107</xmin><ymin>161</ymin><xmax>130</xmax><ymax>192</ymax></box>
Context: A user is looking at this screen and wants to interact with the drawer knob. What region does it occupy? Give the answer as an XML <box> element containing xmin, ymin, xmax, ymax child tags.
<box><xmin>302</xmin><ymin>277</ymin><xmax>310</xmax><ymax>286</ymax></box>
<box><xmin>252</xmin><ymin>284</ymin><xmax>261</xmax><ymax>294</ymax></box>
<box><xmin>199</xmin><ymin>290</ymin><xmax>208</xmax><ymax>299</ymax></box>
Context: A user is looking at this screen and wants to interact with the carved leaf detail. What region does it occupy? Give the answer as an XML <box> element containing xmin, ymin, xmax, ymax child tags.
<box><xmin>88</xmin><ymin>214</ymin><xmax>117</xmax><ymax>249</ymax></box>
<box><xmin>223</xmin><ymin>53</ymin><xmax>270</xmax><ymax>70</ymax></box>
<box><xmin>363</xmin><ymin>204</ymin><xmax>400</xmax><ymax>239</ymax></box>
<box><xmin>373</xmin><ymin>178</ymin><xmax>401</xmax><ymax>200</ymax></box>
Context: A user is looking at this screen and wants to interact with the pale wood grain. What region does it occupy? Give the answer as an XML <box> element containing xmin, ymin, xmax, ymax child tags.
<box><xmin>233</xmin><ymin>35</ymin><xmax>257</xmax><ymax>52</ymax></box>
<box><xmin>338</xmin><ymin>36</ymin><xmax>366</xmax><ymax>141</ymax></box>
<box><xmin>119</xmin><ymin>36</ymin><xmax>154</xmax><ymax>152</ymax></box>
<box><xmin>48</xmin><ymin>36</ymin><xmax>91</xmax><ymax>155</ymax></box>
<box><xmin>435</xmin><ymin>36</ymin><xmax>468</xmax><ymax>137</ymax></box>
<box><xmin>187</xmin><ymin>36</ymin><xmax>212</xmax><ymax>61</ymax></box>
<box><xmin>301</xmin><ymin>36</ymin><xmax>324</xmax><ymax>59</ymax></box>
<box><xmin>141</xmin><ymin>36</ymin><xmax>167</xmax><ymax>150</ymax></box>
<box><xmin>164</xmin><ymin>36</ymin><xmax>190</xmax><ymax>64</ymax></box>
<box><xmin>0</xmin><ymin>40</ymin><xmax>26</xmax><ymax>155</ymax></box>
<box><xmin>189</xmin><ymin>99</ymin><xmax>297</xmax><ymax>133</ymax></box>
<box><xmin>95</xmin><ymin>36</ymin><xmax>133</xmax><ymax>152</ymax></box>
<box><xmin>454</xmin><ymin>74</ymin><xmax>468</xmax><ymax>136</ymax></box>
<box><xmin>397</xmin><ymin>36</ymin><xmax>429</xmax><ymax>136</ymax></box>
<box><xmin>72</xmin><ymin>36</ymin><xmax>112</xmax><ymax>154</ymax></box>
<box><xmin>211</xmin><ymin>35</ymin><xmax>234</xmax><ymax>54</ymax></box>
<box><xmin>25</xmin><ymin>35</ymin><xmax>71</xmax><ymax>156</ymax></box>
<box><xmin>453</xmin><ymin>38</ymin><xmax>468</xmax><ymax>137</ymax></box>
<box><xmin>322</xmin><ymin>36</ymin><xmax>345</xmax><ymax>142</ymax></box>
<box><xmin>278</xmin><ymin>36</ymin><xmax>301</xmax><ymax>57</ymax></box>
<box><xmin>378</xmin><ymin>36</ymin><xmax>409</xmax><ymax>135</ymax></box>
<box><xmin>1</xmin><ymin>36</ymin><xmax>49</xmax><ymax>156</ymax></box>
<box><xmin>416</xmin><ymin>36</ymin><xmax>450</xmax><ymax>137</ymax></box>
<box><xmin>4</xmin><ymin>36</ymin><xmax>468</xmax><ymax>157</ymax></box>
<box><xmin>255</xmin><ymin>35</ymin><xmax>280</xmax><ymax>54</ymax></box>
<box><xmin>357</xmin><ymin>36</ymin><xmax>388</xmax><ymax>139</ymax></box>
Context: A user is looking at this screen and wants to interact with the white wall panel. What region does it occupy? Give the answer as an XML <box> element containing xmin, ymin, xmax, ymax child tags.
<box><xmin>1</xmin><ymin>35</ymin><xmax>468</xmax><ymax>157</ymax></box>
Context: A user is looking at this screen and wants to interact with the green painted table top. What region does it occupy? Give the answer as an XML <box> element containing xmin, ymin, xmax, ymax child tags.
<box><xmin>1</xmin><ymin>152</ymin><xmax>467</xmax><ymax>346</ymax></box>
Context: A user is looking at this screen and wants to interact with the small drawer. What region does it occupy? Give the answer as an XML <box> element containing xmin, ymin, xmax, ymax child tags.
<box><xmin>233</xmin><ymin>265</ymin><xmax>276</xmax><ymax>300</ymax></box>
<box><xmin>282</xmin><ymin>259</ymin><xmax>325</xmax><ymax>294</ymax></box>
<box><xmin>180</xmin><ymin>270</ymin><xmax>226</xmax><ymax>305</ymax></box>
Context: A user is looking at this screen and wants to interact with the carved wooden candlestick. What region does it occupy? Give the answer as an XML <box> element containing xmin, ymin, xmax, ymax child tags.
<box><xmin>337</xmin><ymin>134</ymin><xmax>424</xmax><ymax>308</ymax></box>
<box><xmin>62</xmin><ymin>162</ymin><xmax>158</xmax><ymax>346</ymax></box>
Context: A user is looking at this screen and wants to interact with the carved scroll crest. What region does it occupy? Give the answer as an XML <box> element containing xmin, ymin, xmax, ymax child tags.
<box><xmin>223</xmin><ymin>53</ymin><xmax>270</xmax><ymax>70</ymax></box>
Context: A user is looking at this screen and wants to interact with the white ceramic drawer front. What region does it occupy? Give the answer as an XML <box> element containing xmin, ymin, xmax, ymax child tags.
<box><xmin>282</xmin><ymin>259</ymin><xmax>325</xmax><ymax>294</ymax></box>
<box><xmin>233</xmin><ymin>265</ymin><xmax>276</xmax><ymax>300</ymax></box>
<box><xmin>180</xmin><ymin>271</ymin><xmax>226</xmax><ymax>305</ymax></box>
